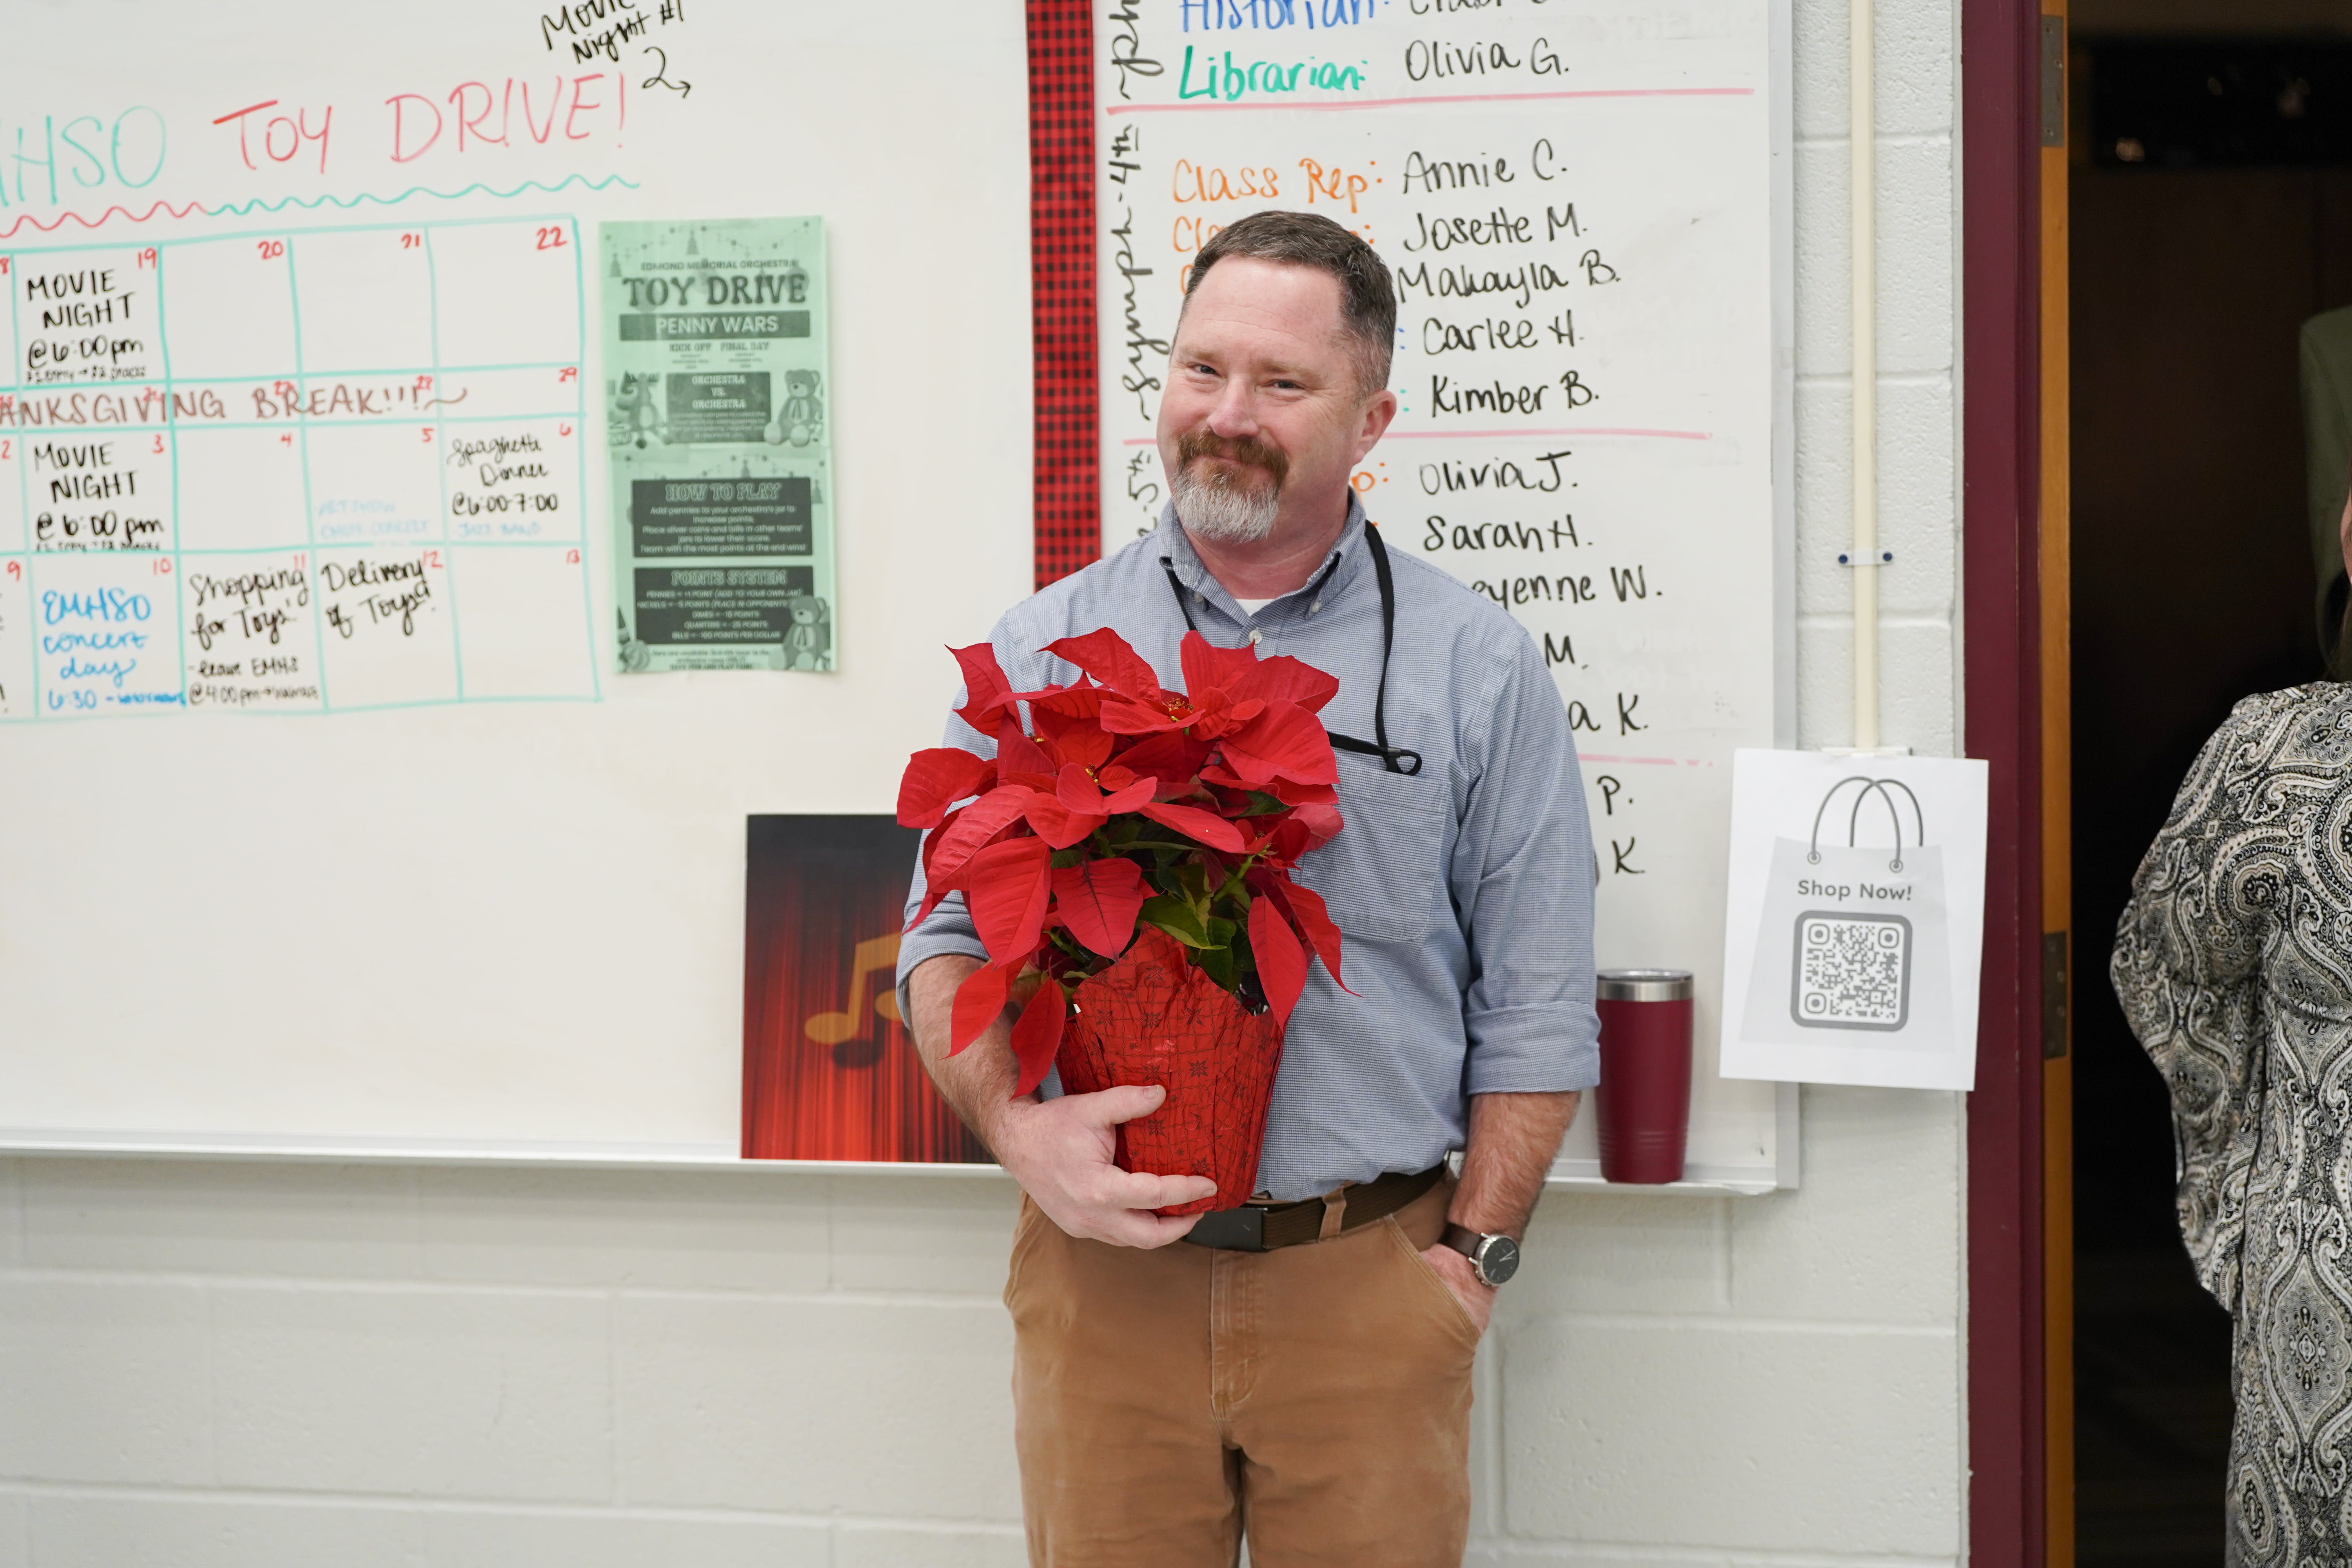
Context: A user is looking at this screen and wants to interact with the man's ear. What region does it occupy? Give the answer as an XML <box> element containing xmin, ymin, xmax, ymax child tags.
<box><xmin>1352</xmin><ymin>387</ymin><xmax>1399</xmax><ymax>464</ymax></box>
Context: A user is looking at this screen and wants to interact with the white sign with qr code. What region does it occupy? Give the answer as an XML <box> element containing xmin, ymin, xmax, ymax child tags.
<box><xmin>1720</xmin><ymin>751</ymin><xmax>1988</xmax><ymax>1090</ymax></box>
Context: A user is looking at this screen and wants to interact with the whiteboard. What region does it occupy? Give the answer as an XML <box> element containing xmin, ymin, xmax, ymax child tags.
<box><xmin>0</xmin><ymin>0</ymin><xmax>1793</xmax><ymax>1190</ymax></box>
<box><xmin>0</xmin><ymin>0</ymin><xmax>1033</xmax><ymax>1154</ymax></box>
<box><xmin>1089</xmin><ymin>0</ymin><xmax>1797</xmax><ymax>1189</ymax></box>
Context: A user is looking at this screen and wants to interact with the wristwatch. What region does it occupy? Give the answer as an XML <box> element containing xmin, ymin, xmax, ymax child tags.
<box><xmin>1440</xmin><ymin>1223</ymin><xmax>1521</xmax><ymax>1287</ymax></box>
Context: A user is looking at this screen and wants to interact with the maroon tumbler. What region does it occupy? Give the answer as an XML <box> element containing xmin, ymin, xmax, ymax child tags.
<box><xmin>1595</xmin><ymin>969</ymin><xmax>1695</xmax><ymax>1184</ymax></box>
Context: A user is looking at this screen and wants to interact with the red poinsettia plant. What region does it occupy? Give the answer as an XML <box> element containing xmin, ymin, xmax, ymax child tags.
<box><xmin>898</xmin><ymin>627</ymin><xmax>1349</xmax><ymax>1096</ymax></box>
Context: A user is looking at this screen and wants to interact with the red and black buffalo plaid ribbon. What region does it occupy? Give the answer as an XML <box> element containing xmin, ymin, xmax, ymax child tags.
<box><xmin>1028</xmin><ymin>0</ymin><xmax>1099</xmax><ymax>589</ymax></box>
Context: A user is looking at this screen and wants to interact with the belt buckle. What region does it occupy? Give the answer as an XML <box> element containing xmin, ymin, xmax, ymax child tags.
<box><xmin>1181</xmin><ymin>1203</ymin><xmax>1267</xmax><ymax>1252</ymax></box>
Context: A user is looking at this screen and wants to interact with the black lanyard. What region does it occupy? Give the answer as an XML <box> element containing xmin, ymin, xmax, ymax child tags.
<box><xmin>1160</xmin><ymin>521</ymin><xmax>1422</xmax><ymax>777</ymax></box>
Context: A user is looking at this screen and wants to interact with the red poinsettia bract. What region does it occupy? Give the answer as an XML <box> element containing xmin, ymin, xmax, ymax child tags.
<box><xmin>898</xmin><ymin>628</ymin><xmax>1349</xmax><ymax>1095</ymax></box>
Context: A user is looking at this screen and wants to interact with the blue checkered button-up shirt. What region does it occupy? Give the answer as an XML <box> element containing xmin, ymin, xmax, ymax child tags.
<box><xmin>897</xmin><ymin>500</ymin><xmax>1599</xmax><ymax>1200</ymax></box>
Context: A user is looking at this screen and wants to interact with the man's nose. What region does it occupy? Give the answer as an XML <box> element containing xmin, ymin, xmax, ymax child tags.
<box><xmin>1204</xmin><ymin>380</ymin><xmax>1261</xmax><ymax>441</ymax></box>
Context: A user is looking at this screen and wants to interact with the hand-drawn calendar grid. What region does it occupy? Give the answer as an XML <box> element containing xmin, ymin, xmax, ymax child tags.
<box><xmin>0</xmin><ymin>216</ymin><xmax>600</xmax><ymax>719</ymax></box>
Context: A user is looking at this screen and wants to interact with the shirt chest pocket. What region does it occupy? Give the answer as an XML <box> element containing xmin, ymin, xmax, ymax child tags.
<box><xmin>1296</xmin><ymin>759</ymin><xmax>1455</xmax><ymax>946</ymax></box>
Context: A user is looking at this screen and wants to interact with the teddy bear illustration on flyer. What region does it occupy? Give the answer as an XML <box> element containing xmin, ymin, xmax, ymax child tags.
<box><xmin>782</xmin><ymin>596</ymin><xmax>831</xmax><ymax>671</ymax></box>
<box><xmin>769</xmin><ymin>370</ymin><xmax>824</xmax><ymax>448</ymax></box>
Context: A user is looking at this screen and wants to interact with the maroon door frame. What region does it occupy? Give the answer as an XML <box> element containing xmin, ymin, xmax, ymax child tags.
<box><xmin>1962</xmin><ymin>0</ymin><xmax>2048</xmax><ymax>1562</ymax></box>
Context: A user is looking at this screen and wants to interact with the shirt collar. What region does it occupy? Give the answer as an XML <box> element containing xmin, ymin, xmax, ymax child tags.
<box><xmin>1152</xmin><ymin>495</ymin><xmax>1371</xmax><ymax>623</ymax></box>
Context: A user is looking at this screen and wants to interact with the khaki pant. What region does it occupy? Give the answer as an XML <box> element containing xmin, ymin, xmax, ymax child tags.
<box><xmin>1004</xmin><ymin>1176</ymin><xmax>1478</xmax><ymax>1567</ymax></box>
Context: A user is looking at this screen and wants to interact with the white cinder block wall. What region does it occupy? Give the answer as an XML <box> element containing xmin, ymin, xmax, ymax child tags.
<box><xmin>0</xmin><ymin>0</ymin><xmax>1969</xmax><ymax>1559</ymax></box>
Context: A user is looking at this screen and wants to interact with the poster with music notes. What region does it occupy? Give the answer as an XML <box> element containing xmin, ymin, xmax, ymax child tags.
<box><xmin>742</xmin><ymin>814</ymin><xmax>988</xmax><ymax>1163</ymax></box>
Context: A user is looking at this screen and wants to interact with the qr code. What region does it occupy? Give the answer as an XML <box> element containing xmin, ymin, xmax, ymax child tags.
<box><xmin>1790</xmin><ymin>911</ymin><xmax>1912</xmax><ymax>1031</ymax></box>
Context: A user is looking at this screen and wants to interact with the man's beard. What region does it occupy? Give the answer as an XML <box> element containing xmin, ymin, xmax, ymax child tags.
<box><xmin>1170</xmin><ymin>429</ymin><xmax>1289</xmax><ymax>544</ymax></box>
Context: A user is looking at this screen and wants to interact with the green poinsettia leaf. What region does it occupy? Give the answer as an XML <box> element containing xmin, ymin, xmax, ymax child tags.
<box><xmin>1138</xmin><ymin>895</ymin><xmax>1213</xmax><ymax>949</ymax></box>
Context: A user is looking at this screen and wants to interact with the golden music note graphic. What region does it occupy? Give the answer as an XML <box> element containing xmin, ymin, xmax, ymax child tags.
<box><xmin>805</xmin><ymin>933</ymin><xmax>904</xmax><ymax>1046</ymax></box>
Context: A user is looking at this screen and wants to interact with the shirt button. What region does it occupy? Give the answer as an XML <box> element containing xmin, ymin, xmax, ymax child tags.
<box><xmin>1248</xmin><ymin>629</ymin><xmax>1263</xmax><ymax>646</ymax></box>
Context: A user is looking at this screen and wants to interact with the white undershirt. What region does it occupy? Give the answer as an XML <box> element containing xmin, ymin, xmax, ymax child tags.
<box><xmin>1233</xmin><ymin>597</ymin><xmax>1275</xmax><ymax>616</ymax></box>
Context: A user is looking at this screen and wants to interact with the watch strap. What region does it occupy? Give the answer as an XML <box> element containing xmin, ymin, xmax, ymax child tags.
<box><xmin>1440</xmin><ymin>1223</ymin><xmax>1518</xmax><ymax>1287</ymax></box>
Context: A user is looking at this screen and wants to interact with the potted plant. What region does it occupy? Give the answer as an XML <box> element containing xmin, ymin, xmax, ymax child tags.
<box><xmin>898</xmin><ymin>628</ymin><xmax>1348</xmax><ymax>1212</ymax></box>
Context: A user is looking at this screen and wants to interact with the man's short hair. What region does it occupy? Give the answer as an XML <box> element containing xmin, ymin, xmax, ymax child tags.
<box><xmin>1185</xmin><ymin>211</ymin><xmax>1396</xmax><ymax>397</ymax></box>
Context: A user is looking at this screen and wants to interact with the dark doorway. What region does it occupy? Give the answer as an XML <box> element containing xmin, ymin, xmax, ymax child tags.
<box><xmin>2069</xmin><ymin>27</ymin><xmax>2350</xmax><ymax>1565</ymax></box>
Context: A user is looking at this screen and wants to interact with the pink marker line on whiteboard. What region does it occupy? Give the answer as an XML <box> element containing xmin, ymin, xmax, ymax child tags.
<box><xmin>1117</xmin><ymin>428</ymin><xmax>1712</xmax><ymax>446</ymax></box>
<box><xmin>1376</xmin><ymin>427</ymin><xmax>1713</xmax><ymax>442</ymax></box>
<box><xmin>1104</xmin><ymin>87</ymin><xmax>1757</xmax><ymax>116</ymax></box>
<box><xmin>1581</xmin><ymin>754</ymin><xmax>1706</xmax><ymax>768</ymax></box>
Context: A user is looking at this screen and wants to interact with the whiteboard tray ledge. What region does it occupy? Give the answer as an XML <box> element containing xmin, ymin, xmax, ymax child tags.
<box><xmin>1544</xmin><ymin>1157</ymin><xmax>1783</xmax><ymax>1196</ymax></box>
<box><xmin>0</xmin><ymin>1130</ymin><xmax>788</xmax><ymax>1172</ymax></box>
<box><xmin>0</xmin><ymin>1131</ymin><xmax>1783</xmax><ymax>1193</ymax></box>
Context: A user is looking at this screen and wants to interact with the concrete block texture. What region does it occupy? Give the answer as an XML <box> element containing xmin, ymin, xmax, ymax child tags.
<box><xmin>0</xmin><ymin>1163</ymin><xmax>20</xmax><ymax>1270</ymax></box>
<box><xmin>1875</xmin><ymin>378</ymin><xmax>1961</xmax><ymax>591</ymax></box>
<box><xmin>19</xmin><ymin>1160</ymin><xmax>422</xmax><ymax>1279</ymax></box>
<box><xmin>421</xmin><ymin>1508</ymin><xmax>830</xmax><ymax>1568</ymax></box>
<box><xmin>1792</xmin><ymin>140</ymin><xmax>1956</xmax><ymax>381</ymax></box>
<box><xmin>24</xmin><ymin>1496</ymin><xmax>427</xmax><ymax>1568</ymax></box>
<box><xmin>209</xmin><ymin>1285</ymin><xmax>611</xmax><ymax>1501</ymax></box>
<box><xmin>1788</xmin><ymin>374</ymin><xmax>1957</xmax><ymax>625</ymax></box>
<box><xmin>0</xmin><ymin>1279</ymin><xmax>213</xmax><ymax>1486</ymax></box>
<box><xmin>1793</xmin><ymin>618</ymin><xmax>1957</xmax><ymax>757</ymax></box>
<box><xmin>828</xmin><ymin>1174</ymin><xmax>1023</xmax><ymax>1296</ymax></box>
<box><xmin>1730</xmin><ymin>1089</ymin><xmax>1964</xmax><ymax>1324</ymax></box>
<box><xmin>1499</xmin><ymin>1319</ymin><xmax>1962</xmax><ymax>1558</ymax></box>
<box><xmin>1791</xmin><ymin>141</ymin><xmax>1851</xmax><ymax>380</ymax></box>
<box><xmin>1466</xmin><ymin>1545</ymin><xmax>1958</xmax><ymax>1566</ymax></box>
<box><xmin>419</xmin><ymin>1165</ymin><xmax>829</xmax><ymax>1292</ymax></box>
<box><xmin>1875</xmin><ymin>621</ymin><xmax>1961</xmax><ymax>759</ymax></box>
<box><xmin>835</xmin><ymin>1522</ymin><xmax>1029</xmax><ymax>1568</ymax></box>
<box><xmin>1471</xmin><ymin>1337</ymin><xmax>1503</xmax><ymax>1535</ymax></box>
<box><xmin>1793</xmin><ymin>379</ymin><xmax>1959</xmax><ymax>622</ymax></box>
<box><xmin>1504</xmin><ymin>1195</ymin><xmax>1728</xmax><ymax>1318</ymax></box>
<box><xmin>1791</xmin><ymin>0</ymin><xmax>1957</xmax><ymax>140</ymax></box>
<box><xmin>15</xmin><ymin>1494</ymin><xmax>839</xmax><ymax>1568</ymax></box>
<box><xmin>612</xmin><ymin>1294</ymin><xmax>1021</xmax><ymax>1519</ymax></box>
<box><xmin>1874</xmin><ymin>140</ymin><xmax>1958</xmax><ymax>374</ymax></box>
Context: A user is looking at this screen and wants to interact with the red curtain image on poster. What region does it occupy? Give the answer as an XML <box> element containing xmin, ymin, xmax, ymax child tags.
<box><xmin>742</xmin><ymin>815</ymin><xmax>989</xmax><ymax>1163</ymax></box>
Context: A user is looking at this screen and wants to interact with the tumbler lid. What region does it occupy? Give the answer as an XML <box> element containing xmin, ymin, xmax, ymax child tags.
<box><xmin>1597</xmin><ymin>968</ymin><xmax>1694</xmax><ymax>1002</ymax></box>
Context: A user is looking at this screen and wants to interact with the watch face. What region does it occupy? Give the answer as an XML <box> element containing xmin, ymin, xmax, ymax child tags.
<box><xmin>1477</xmin><ymin>1235</ymin><xmax>1521</xmax><ymax>1286</ymax></box>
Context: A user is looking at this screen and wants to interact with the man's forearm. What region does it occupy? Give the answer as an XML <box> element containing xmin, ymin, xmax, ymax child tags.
<box><xmin>1451</xmin><ymin>1090</ymin><xmax>1581</xmax><ymax>1238</ymax></box>
<box><xmin>907</xmin><ymin>954</ymin><xmax>1025</xmax><ymax>1147</ymax></box>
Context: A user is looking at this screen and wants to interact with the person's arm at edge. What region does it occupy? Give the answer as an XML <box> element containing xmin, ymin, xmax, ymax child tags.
<box><xmin>906</xmin><ymin>953</ymin><xmax>1214</xmax><ymax>1248</ymax></box>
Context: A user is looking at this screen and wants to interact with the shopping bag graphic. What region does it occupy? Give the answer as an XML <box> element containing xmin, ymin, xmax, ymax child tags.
<box><xmin>1739</xmin><ymin>776</ymin><xmax>1956</xmax><ymax>1055</ymax></box>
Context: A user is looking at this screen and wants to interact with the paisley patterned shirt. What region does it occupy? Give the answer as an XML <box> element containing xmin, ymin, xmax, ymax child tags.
<box><xmin>2115</xmin><ymin>683</ymin><xmax>2352</xmax><ymax>1564</ymax></box>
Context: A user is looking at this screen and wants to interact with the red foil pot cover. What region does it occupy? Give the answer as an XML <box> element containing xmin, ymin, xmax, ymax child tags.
<box><xmin>1056</xmin><ymin>927</ymin><xmax>1287</xmax><ymax>1215</ymax></box>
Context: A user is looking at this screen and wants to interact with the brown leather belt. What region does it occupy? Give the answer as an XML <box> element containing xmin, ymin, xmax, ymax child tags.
<box><xmin>1180</xmin><ymin>1163</ymin><xmax>1446</xmax><ymax>1252</ymax></box>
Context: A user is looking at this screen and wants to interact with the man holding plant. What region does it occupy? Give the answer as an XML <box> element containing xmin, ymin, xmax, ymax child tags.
<box><xmin>896</xmin><ymin>210</ymin><xmax>1598</xmax><ymax>1567</ymax></box>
